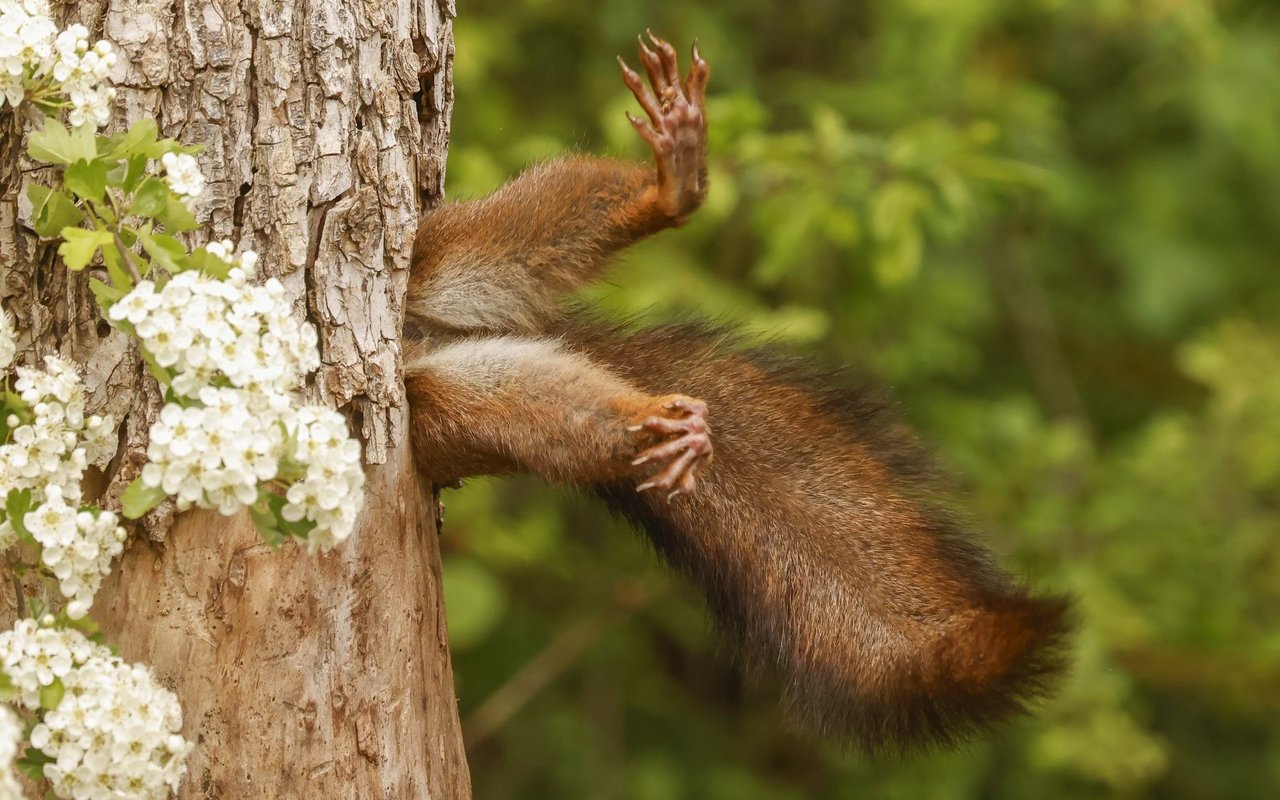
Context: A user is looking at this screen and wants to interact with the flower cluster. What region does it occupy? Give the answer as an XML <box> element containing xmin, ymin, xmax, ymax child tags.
<box><xmin>141</xmin><ymin>387</ymin><xmax>286</xmax><ymax>515</ymax></box>
<box><xmin>282</xmin><ymin>406</ymin><xmax>365</xmax><ymax>551</ymax></box>
<box><xmin>159</xmin><ymin>152</ymin><xmax>204</xmax><ymax>199</ymax></box>
<box><xmin>51</xmin><ymin>25</ymin><xmax>116</xmax><ymax>128</ymax></box>
<box><xmin>108</xmin><ymin>264</ymin><xmax>318</xmax><ymax>399</ymax></box>
<box><xmin>0</xmin><ymin>705</ymin><xmax>21</xmax><ymax>799</ymax></box>
<box><xmin>0</xmin><ymin>0</ymin><xmax>57</xmax><ymax>106</ymax></box>
<box><xmin>24</xmin><ymin>486</ymin><xmax>126</xmax><ymax>619</ymax></box>
<box><xmin>0</xmin><ymin>622</ymin><xmax>191</xmax><ymax>799</ymax></box>
<box><xmin>108</xmin><ymin>250</ymin><xmax>362</xmax><ymax>548</ymax></box>
<box><xmin>0</xmin><ymin>620</ymin><xmax>100</xmax><ymax>708</ymax></box>
<box><xmin>0</xmin><ymin>356</ymin><xmax>114</xmax><ymax>545</ymax></box>
<box><xmin>0</xmin><ymin>311</ymin><xmax>14</xmax><ymax>371</ymax></box>
<box><xmin>0</xmin><ymin>1</ymin><xmax>115</xmax><ymax>128</ymax></box>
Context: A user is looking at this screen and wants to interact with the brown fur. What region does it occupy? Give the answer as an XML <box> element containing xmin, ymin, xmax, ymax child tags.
<box><xmin>564</xmin><ymin>320</ymin><xmax>1070</xmax><ymax>750</ymax></box>
<box><xmin>403</xmin><ymin>35</ymin><xmax>1070</xmax><ymax>751</ymax></box>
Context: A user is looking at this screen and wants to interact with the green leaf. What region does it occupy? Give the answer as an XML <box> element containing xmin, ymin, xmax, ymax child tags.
<box><xmin>280</xmin><ymin>514</ymin><xmax>317</xmax><ymax>539</ymax></box>
<box><xmin>442</xmin><ymin>558</ymin><xmax>508</xmax><ymax>650</ymax></box>
<box><xmin>63</xmin><ymin>609</ymin><xmax>101</xmax><ymax>639</ymax></box>
<box><xmin>254</xmin><ymin>489</ymin><xmax>317</xmax><ymax>544</ymax></box>
<box><xmin>110</xmin><ymin>153</ymin><xmax>149</xmax><ymax>193</ymax></box>
<box><xmin>5</xmin><ymin>488</ymin><xmax>33</xmax><ymax>541</ymax></box>
<box><xmin>137</xmin><ymin>229</ymin><xmax>188</xmax><ymax>272</ymax></box>
<box><xmin>99</xmin><ymin>242</ymin><xmax>134</xmax><ymax>289</ymax></box>
<box><xmin>156</xmin><ymin>195</ymin><xmax>198</xmax><ymax>233</ymax></box>
<box><xmin>63</xmin><ymin>158</ymin><xmax>108</xmax><ymax>203</ymax></box>
<box><xmin>27</xmin><ymin>184</ymin><xmax>85</xmax><ymax>238</ymax></box>
<box><xmin>0</xmin><ymin>669</ymin><xmax>16</xmax><ymax>703</ymax></box>
<box><xmin>145</xmin><ymin>137</ymin><xmax>201</xmax><ymax>159</ymax></box>
<box><xmin>120</xmin><ymin>477</ymin><xmax>167</xmax><ymax>519</ymax></box>
<box><xmin>3</xmin><ymin>391</ymin><xmax>32</xmax><ymax>426</ymax></box>
<box><xmin>27</xmin><ymin>118</ymin><xmax>96</xmax><ymax>165</ymax></box>
<box><xmin>38</xmin><ymin>678</ymin><xmax>64</xmax><ymax>711</ymax></box>
<box><xmin>188</xmin><ymin>246</ymin><xmax>232</xmax><ymax>279</ymax></box>
<box><xmin>132</xmin><ymin>177</ymin><xmax>169</xmax><ymax>218</ymax></box>
<box><xmin>16</xmin><ymin>747</ymin><xmax>52</xmax><ymax>782</ymax></box>
<box><xmin>105</xmin><ymin>118</ymin><xmax>158</xmax><ymax>159</ymax></box>
<box><xmin>249</xmin><ymin>490</ymin><xmax>286</xmax><ymax>548</ymax></box>
<box><xmin>139</xmin><ymin>348</ymin><xmax>172</xmax><ymax>385</ymax></box>
<box><xmin>57</xmin><ymin>227</ymin><xmax>113</xmax><ymax>270</ymax></box>
<box><xmin>89</xmin><ymin>277</ymin><xmax>127</xmax><ymax>316</ymax></box>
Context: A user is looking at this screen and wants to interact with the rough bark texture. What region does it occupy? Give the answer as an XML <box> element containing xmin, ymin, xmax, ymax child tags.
<box><xmin>0</xmin><ymin>0</ymin><xmax>469</xmax><ymax>796</ymax></box>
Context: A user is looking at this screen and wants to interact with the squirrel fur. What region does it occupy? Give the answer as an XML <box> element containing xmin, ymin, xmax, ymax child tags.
<box><xmin>403</xmin><ymin>33</ymin><xmax>1071</xmax><ymax>752</ymax></box>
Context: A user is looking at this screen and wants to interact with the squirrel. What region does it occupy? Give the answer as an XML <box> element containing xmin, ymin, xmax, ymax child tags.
<box><xmin>403</xmin><ymin>32</ymin><xmax>1071</xmax><ymax>752</ymax></box>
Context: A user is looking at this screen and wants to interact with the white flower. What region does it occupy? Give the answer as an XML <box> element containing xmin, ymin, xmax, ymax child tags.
<box><xmin>0</xmin><ymin>310</ymin><xmax>14</xmax><ymax>370</ymax></box>
<box><xmin>0</xmin><ymin>355</ymin><xmax>115</xmax><ymax>510</ymax></box>
<box><xmin>0</xmin><ymin>4</ymin><xmax>118</xmax><ymax>128</ymax></box>
<box><xmin>23</xmin><ymin>487</ymin><xmax>124</xmax><ymax>617</ymax></box>
<box><xmin>160</xmin><ymin>152</ymin><xmax>205</xmax><ymax>198</ymax></box>
<box><xmin>143</xmin><ymin>389</ymin><xmax>286</xmax><ymax>517</ymax></box>
<box><xmin>106</xmin><ymin>278</ymin><xmax>159</xmax><ymax>325</ymax></box>
<box><xmin>47</xmin><ymin>23</ymin><xmax>116</xmax><ymax>128</ymax></box>
<box><xmin>281</xmin><ymin>405</ymin><xmax>364</xmax><ymax>552</ymax></box>
<box><xmin>0</xmin><ymin>620</ymin><xmax>102</xmax><ymax>707</ymax></box>
<box><xmin>107</xmin><ymin>252</ymin><xmax>363</xmax><ymax>552</ymax></box>
<box><xmin>0</xmin><ymin>621</ymin><xmax>191</xmax><ymax>799</ymax></box>
<box><xmin>112</xmin><ymin>265</ymin><xmax>319</xmax><ymax>400</ymax></box>
<box><xmin>0</xmin><ymin>703</ymin><xmax>22</xmax><ymax>799</ymax></box>
<box><xmin>0</xmin><ymin>0</ymin><xmax>56</xmax><ymax>107</ymax></box>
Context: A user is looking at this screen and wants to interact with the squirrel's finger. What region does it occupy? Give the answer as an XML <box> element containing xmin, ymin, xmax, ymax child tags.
<box><xmin>633</xmin><ymin>436</ymin><xmax>693</xmax><ymax>466</ymax></box>
<box><xmin>625</xmin><ymin>111</ymin><xmax>661</xmax><ymax>147</ymax></box>
<box><xmin>666</xmin><ymin>396</ymin><xmax>709</xmax><ymax>418</ymax></box>
<box><xmin>637</xmin><ymin>448</ymin><xmax>699</xmax><ymax>493</ymax></box>
<box><xmin>639</xmin><ymin>415</ymin><xmax>693</xmax><ymax>435</ymax></box>
<box><xmin>636</xmin><ymin>35</ymin><xmax>670</xmax><ymax>98</ymax></box>
<box><xmin>618</xmin><ymin>56</ymin><xmax>664</xmax><ymax>125</ymax></box>
<box><xmin>646</xmin><ymin>30</ymin><xmax>682</xmax><ymax>92</ymax></box>
<box><xmin>685</xmin><ymin>41</ymin><xmax>711</xmax><ymax>104</ymax></box>
<box><xmin>668</xmin><ymin>468</ymin><xmax>698</xmax><ymax>501</ymax></box>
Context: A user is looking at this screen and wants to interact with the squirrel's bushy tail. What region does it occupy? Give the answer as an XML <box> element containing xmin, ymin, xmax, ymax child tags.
<box><xmin>567</xmin><ymin>320</ymin><xmax>1071</xmax><ymax>751</ymax></box>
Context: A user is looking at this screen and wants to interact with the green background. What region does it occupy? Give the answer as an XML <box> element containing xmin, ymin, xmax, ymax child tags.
<box><xmin>438</xmin><ymin>1</ymin><xmax>1280</xmax><ymax>797</ymax></box>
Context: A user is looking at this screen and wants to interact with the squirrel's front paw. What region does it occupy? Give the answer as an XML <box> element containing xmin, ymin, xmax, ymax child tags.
<box><xmin>617</xmin><ymin>32</ymin><xmax>710</xmax><ymax>221</ymax></box>
<box><xmin>628</xmin><ymin>395</ymin><xmax>713</xmax><ymax>500</ymax></box>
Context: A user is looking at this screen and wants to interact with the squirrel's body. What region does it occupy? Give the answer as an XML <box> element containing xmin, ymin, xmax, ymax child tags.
<box><xmin>405</xmin><ymin>35</ymin><xmax>1069</xmax><ymax>751</ymax></box>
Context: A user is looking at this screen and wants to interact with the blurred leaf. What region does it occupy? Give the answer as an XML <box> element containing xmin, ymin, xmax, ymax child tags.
<box><xmin>443</xmin><ymin>558</ymin><xmax>508</xmax><ymax>650</ymax></box>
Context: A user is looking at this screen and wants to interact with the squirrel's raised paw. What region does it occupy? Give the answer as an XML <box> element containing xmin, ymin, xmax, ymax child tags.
<box><xmin>617</xmin><ymin>32</ymin><xmax>709</xmax><ymax>222</ymax></box>
<box><xmin>629</xmin><ymin>395</ymin><xmax>712</xmax><ymax>500</ymax></box>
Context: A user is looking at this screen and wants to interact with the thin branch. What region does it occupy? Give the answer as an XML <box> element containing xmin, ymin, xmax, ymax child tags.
<box><xmin>8</xmin><ymin>563</ymin><xmax>24</xmax><ymax>619</ymax></box>
<box><xmin>990</xmin><ymin>225</ymin><xmax>1093</xmax><ymax>440</ymax></box>
<box><xmin>111</xmin><ymin>232</ymin><xmax>142</xmax><ymax>284</ymax></box>
<box><xmin>463</xmin><ymin>591</ymin><xmax>652</xmax><ymax>748</ymax></box>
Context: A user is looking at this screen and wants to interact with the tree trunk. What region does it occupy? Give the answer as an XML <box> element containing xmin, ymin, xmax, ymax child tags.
<box><xmin>0</xmin><ymin>0</ymin><xmax>470</xmax><ymax>797</ymax></box>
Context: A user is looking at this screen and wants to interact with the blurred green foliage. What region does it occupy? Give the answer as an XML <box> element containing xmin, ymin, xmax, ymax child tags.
<box><xmin>438</xmin><ymin>0</ymin><xmax>1280</xmax><ymax>797</ymax></box>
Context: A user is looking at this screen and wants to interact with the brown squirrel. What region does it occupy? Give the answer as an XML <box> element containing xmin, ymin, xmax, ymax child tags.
<box><xmin>404</xmin><ymin>33</ymin><xmax>1070</xmax><ymax>752</ymax></box>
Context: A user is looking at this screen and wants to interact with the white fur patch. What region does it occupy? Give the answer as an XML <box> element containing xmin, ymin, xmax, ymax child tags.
<box><xmin>406</xmin><ymin>335</ymin><xmax>637</xmax><ymax>398</ymax></box>
<box><xmin>407</xmin><ymin>336</ymin><xmax>566</xmax><ymax>389</ymax></box>
<box><xmin>408</xmin><ymin>264</ymin><xmax>546</xmax><ymax>332</ymax></box>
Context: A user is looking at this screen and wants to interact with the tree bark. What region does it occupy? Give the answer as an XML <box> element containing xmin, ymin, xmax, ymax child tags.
<box><xmin>0</xmin><ymin>0</ymin><xmax>470</xmax><ymax>797</ymax></box>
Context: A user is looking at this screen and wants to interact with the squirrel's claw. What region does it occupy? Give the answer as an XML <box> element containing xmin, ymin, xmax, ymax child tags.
<box><xmin>686</xmin><ymin>41</ymin><xmax>710</xmax><ymax>101</ymax></box>
<box><xmin>633</xmin><ymin>395</ymin><xmax>712</xmax><ymax>500</ymax></box>
<box><xmin>618</xmin><ymin>55</ymin><xmax>664</xmax><ymax>127</ymax></box>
